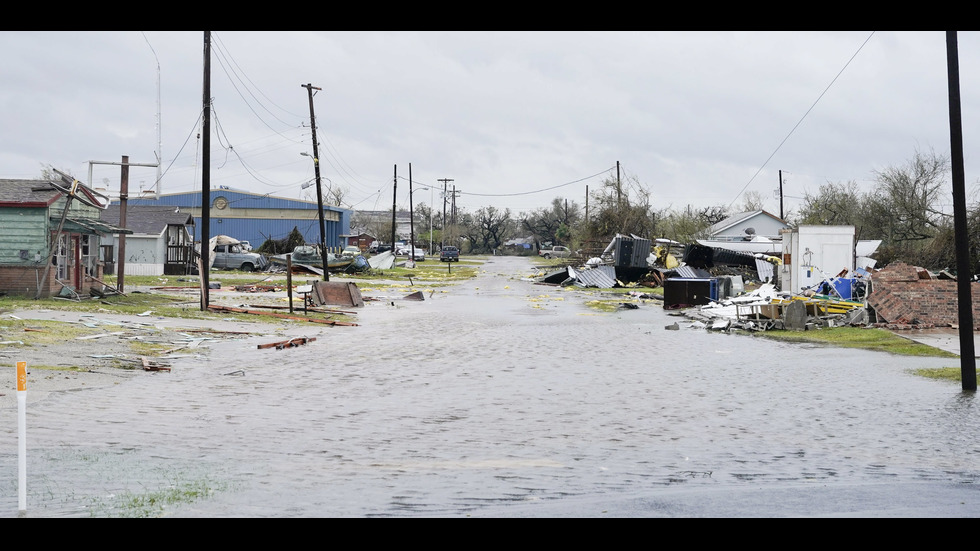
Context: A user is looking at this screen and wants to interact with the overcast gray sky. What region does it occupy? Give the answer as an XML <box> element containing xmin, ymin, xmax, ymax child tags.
<box><xmin>2</xmin><ymin>31</ymin><xmax>977</xmax><ymax>220</ymax></box>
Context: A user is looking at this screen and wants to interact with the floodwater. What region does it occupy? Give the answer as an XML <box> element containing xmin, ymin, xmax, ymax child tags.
<box><xmin>3</xmin><ymin>255</ymin><xmax>980</xmax><ymax>517</ymax></box>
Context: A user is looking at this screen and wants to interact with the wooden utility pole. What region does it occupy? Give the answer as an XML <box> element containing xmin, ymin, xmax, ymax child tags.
<box><xmin>302</xmin><ymin>82</ymin><xmax>329</xmax><ymax>281</ymax></box>
<box><xmin>945</xmin><ymin>31</ymin><xmax>976</xmax><ymax>391</ymax></box>
<box><xmin>391</xmin><ymin>166</ymin><xmax>397</xmax><ymax>248</ymax></box>
<box><xmin>201</xmin><ymin>31</ymin><xmax>211</xmax><ymax>311</ymax></box>
<box><xmin>450</xmin><ymin>185</ymin><xmax>460</xmax><ymax>245</ymax></box>
<box><xmin>118</xmin><ymin>155</ymin><xmax>129</xmax><ymax>293</ymax></box>
<box><xmin>779</xmin><ymin>170</ymin><xmax>785</xmax><ymax>220</ymax></box>
<box><xmin>616</xmin><ymin>161</ymin><xmax>621</xmax><ymax>209</ymax></box>
<box><xmin>438</xmin><ymin>178</ymin><xmax>453</xmax><ymax>249</ymax></box>
<box><xmin>408</xmin><ymin>164</ymin><xmax>415</xmax><ymax>267</ymax></box>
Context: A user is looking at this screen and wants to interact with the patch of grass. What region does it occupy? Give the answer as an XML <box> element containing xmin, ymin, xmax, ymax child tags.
<box><xmin>911</xmin><ymin>367</ymin><xmax>964</xmax><ymax>381</ymax></box>
<box><xmin>752</xmin><ymin>326</ymin><xmax>959</xmax><ymax>358</ymax></box>
<box><xmin>110</xmin><ymin>475</ymin><xmax>227</xmax><ymax>518</ymax></box>
<box><xmin>584</xmin><ymin>299</ymin><xmax>621</xmax><ymax>312</ymax></box>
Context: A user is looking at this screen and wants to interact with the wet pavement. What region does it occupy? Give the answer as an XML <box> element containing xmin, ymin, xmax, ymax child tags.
<box><xmin>3</xmin><ymin>255</ymin><xmax>980</xmax><ymax>517</ymax></box>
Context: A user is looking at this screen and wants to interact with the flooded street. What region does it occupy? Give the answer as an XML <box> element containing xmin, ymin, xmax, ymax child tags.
<box><xmin>3</xmin><ymin>255</ymin><xmax>980</xmax><ymax>517</ymax></box>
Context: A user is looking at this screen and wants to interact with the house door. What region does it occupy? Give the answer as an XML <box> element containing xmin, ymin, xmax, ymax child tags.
<box><xmin>71</xmin><ymin>235</ymin><xmax>82</xmax><ymax>290</ymax></box>
<box><xmin>52</xmin><ymin>233</ymin><xmax>84</xmax><ymax>291</ymax></box>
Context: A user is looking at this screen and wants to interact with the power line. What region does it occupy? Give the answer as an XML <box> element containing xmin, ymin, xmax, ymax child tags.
<box><xmin>727</xmin><ymin>31</ymin><xmax>876</xmax><ymax>210</ymax></box>
<box><xmin>463</xmin><ymin>167</ymin><xmax>614</xmax><ymax>197</ymax></box>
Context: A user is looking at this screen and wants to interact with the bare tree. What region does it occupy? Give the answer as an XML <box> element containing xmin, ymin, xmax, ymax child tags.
<box><xmin>325</xmin><ymin>182</ymin><xmax>349</xmax><ymax>207</ymax></box>
<box><xmin>740</xmin><ymin>190</ymin><xmax>767</xmax><ymax>212</ymax></box>
<box><xmin>794</xmin><ymin>181</ymin><xmax>864</xmax><ymax>226</ymax></box>
<box><xmin>520</xmin><ymin>197</ymin><xmax>583</xmax><ymax>247</ymax></box>
<box><xmin>468</xmin><ymin>206</ymin><xmax>512</xmax><ymax>253</ymax></box>
<box><xmin>872</xmin><ymin>148</ymin><xmax>951</xmax><ymax>243</ymax></box>
<box><xmin>586</xmin><ymin>175</ymin><xmax>657</xmax><ymax>241</ymax></box>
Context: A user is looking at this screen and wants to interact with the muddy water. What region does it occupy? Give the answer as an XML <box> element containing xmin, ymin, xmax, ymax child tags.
<box><xmin>3</xmin><ymin>255</ymin><xmax>980</xmax><ymax>517</ymax></box>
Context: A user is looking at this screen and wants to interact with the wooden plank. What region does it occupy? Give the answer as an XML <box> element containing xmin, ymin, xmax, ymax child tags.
<box><xmin>257</xmin><ymin>337</ymin><xmax>316</xmax><ymax>350</ymax></box>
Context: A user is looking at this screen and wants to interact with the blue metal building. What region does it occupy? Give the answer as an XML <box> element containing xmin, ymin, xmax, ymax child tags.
<box><xmin>125</xmin><ymin>188</ymin><xmax>351</xmax><ymax>253</ymax></box>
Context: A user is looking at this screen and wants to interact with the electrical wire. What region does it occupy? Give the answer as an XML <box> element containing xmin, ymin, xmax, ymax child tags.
<box><xmin>462</xmin><ymin>167</ymin><xmax>614</xmax><ymax>198</ymax></box>
<box><xmin>727</xmin><ymin>31</ymin><xmax>876</xmax><ymax>210</ymax></box>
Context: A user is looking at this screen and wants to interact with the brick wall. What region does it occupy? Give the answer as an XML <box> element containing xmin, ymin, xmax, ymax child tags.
<box><xmin>868</xmin><ymin>261</ymin><xmax>980</xmax><ymax>328</ymax></box>
<box><xmin>0</xmin><ymin>266</ymin><xmax>61</xmax><ymax>298</ymax></box>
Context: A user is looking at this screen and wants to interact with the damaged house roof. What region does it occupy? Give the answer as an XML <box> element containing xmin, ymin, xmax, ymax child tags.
<box><xmin>101</xmin><ymin>204</ymin><xmax>195</xmax><ymax>236</ymax></box>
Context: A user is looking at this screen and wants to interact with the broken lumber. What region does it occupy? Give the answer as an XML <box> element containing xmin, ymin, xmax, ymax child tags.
<box><xmin>257</xmin><ymin>337</ymin><xmax>317</xmax><ymax>350</ymax></box>
<box><xmin>140</xmin><ymin>356</ymin><xmax>172</xmax><ymax>372</ymax></box>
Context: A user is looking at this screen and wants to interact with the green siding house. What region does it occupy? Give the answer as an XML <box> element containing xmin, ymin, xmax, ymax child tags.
<box><xmin>0</xmin><ymin>179</ymin><xmax>130</xmax><ymax>298</ymax></box>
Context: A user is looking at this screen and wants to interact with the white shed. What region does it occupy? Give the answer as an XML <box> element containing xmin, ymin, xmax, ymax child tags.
<box><xmin>779</xmin><ymin>225</ymin><xmax>855</xmax><ymax>294</ymax></box>
<box><xmin>101</xmin><ymin>205</ymin><xmax>195</xmax><ymax>276</ymax></box>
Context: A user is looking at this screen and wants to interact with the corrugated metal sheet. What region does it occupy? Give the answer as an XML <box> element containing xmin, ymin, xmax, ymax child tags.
<box><xmin>571</xmin><ymin>265</ymin><xmax>618</xmax><ymax>288</ymax></box>
<box><xmin>613</xmin><ymin>236</ymin><xmax>651</xmax><ymax>268</ymax></box>
<box><xmin>755</xmin><ymin>258</ymin><xmax>775</xmax><ymax>283</ymax></box>
<box><xmin>672</xmin><ymin>265</ymin><xmax>713</xmax><ymax>279</ymax></box>
<box><xmin>542</xmin><ymin>269</ymin><xmax>572</xmax><ymax>285</ymax></box>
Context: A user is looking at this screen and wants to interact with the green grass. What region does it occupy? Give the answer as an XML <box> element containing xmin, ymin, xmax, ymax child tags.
<box><xmin>110</xmin><ymin>474</ymin><xmax>228</xmax><ymax>518</ymax></box>
<box><xmin>911</xmin><ymin>367</ymin><xmax>965</xmax><ymax>381</ymax></box>
<box><xmin>752</xmin><ymin>326</ymin><xmax>958</xmax><ymax>357</ymax></box>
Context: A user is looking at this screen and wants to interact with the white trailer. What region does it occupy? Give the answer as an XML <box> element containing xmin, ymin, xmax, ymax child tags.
<box><xmin>779</xmin><ymin>225</ymin><xmax>855</xmax><ymax>295</ymax></box>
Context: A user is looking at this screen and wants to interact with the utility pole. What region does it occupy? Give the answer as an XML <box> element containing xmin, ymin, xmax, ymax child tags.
<box><xmin>586</xmin><ymin>185</ymin><xmax>589</xmax><ymax>227</ymax></box>
<box><xmin>408</xmin><ymin>163</ymin><xmax>415</xmax><ymax>267</ymax></box>
<box><xmin>779</xmin><ymin>170</ymin><xmax>785</xmax><ymax>220</ymax></box>
<box><xmin>84</xmin><ymin>157</ymin><xmax>157</xmax><ymax>290</ymax></box>
<box><xmin>391</xmin><ymin>166</ymin><xmax>397</xmax><ymax>248</ymax></box>
<box><xmin>438</xmin><ymin>178</ymin><xmax>453</xmax><ymax>249</ymax></box>
<box><xmin>945</xmin><ymin>31</ymin><xmax>976</xmax><ymax>391</ymax></box>
<box><xmin>302</xmin><ymin>83</ymin><xmax>328</xmax><ymax>281</ymax></box>
<box><xmin>450</xmin><ymin>185</ymin><xmax>460</xmax><ymax>246</ymax></box>
<box><xmin>616</xmin><ymin>161</ymin><xmax>621</xmax><ymax>209</ymax></box>
<box><xmin>118</xmin><ymin>156</ymin><xmax>129</xmax><ymax>294</ymax></box>
<box><xmin>201</xmin><ymin>31</ymin><xmax>211</xmax><ymax>311</ymax></box>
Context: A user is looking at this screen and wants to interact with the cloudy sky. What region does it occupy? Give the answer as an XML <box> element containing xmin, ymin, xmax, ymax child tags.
<box><xmin>2</xmin><ymin>31</ymin><xmax>977</xmax><ymax>220</ymax></box>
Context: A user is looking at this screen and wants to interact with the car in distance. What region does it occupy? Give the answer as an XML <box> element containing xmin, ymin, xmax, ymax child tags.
<box><xmin>341</xmin><ymin>245</ymin><xmax>362</xmax><ymax>257</ymax></box>
<box><xmin>538</xmin><ymin>245</ymin><xmax>573</xmax><ymax>259</ymax></box>
<box><xmin>397</xmin><ymin>245</ymin><xmax>425</xmax><ymax>261</ymax></box>
<box><xmin>440</xmin><ymin>246</ymin><xmax>459</xmax><ymax>262</ymax></box>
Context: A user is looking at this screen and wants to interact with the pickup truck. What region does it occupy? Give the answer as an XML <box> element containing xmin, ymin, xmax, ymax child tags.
<box><xmin>440</xmin><ymin>246</ymin><xmax>459</xmax><ymax>262</ymax></box>
<box><xmin>538</xmin><ymin>245</ymin><xmax>573</xmax><ymax>259</ymax></box>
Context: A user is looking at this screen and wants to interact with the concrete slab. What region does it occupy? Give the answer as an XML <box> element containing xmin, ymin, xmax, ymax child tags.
<box><xmin>892</xmin><ymin>327</ymin><xmax>980</xmax><ymax>357</ymax></box>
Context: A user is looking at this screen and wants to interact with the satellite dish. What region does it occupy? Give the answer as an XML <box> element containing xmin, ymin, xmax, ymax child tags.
<box><xmin>745</xmin><ymin>227</ymin><xmax>756</xmax><ymax>235</ymax></box>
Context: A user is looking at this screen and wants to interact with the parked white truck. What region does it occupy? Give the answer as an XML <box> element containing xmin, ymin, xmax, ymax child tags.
<box><xmin>538</xmin><ymin>245</ymin><xmax>573</xmax><ymax>259</ymax></box>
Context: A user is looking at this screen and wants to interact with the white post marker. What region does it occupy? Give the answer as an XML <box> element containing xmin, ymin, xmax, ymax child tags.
<box><xmin>17</xmin><ymin>361</ymin><xmax>26</xmax><ymax>512</ymax></box>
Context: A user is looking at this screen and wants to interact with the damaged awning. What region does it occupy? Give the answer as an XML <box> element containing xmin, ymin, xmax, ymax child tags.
<box><xmin>59</xmin><ymin>217</ymin><xmax>133</xmax><ymax>235</ymax></box>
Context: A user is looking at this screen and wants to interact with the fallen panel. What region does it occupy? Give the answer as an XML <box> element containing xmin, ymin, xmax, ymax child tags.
<box><xmin>404</xmin><ymin>290</ymin><xmax>426</xmax><ymax>301</ymax></box>
<box><xmin>541</xmin><ymin>269</ymin><xmax>571</xmax><ymax>285</ymax></box>
<box><xmin>571</xmin><ymin>265</ymin><xmax>617</xmax><ymax>288</ymax></box>
<box><xmin>312</xmin><ymin>281</ymin><xmax>364</xmax><ymax>307</ymax></box>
